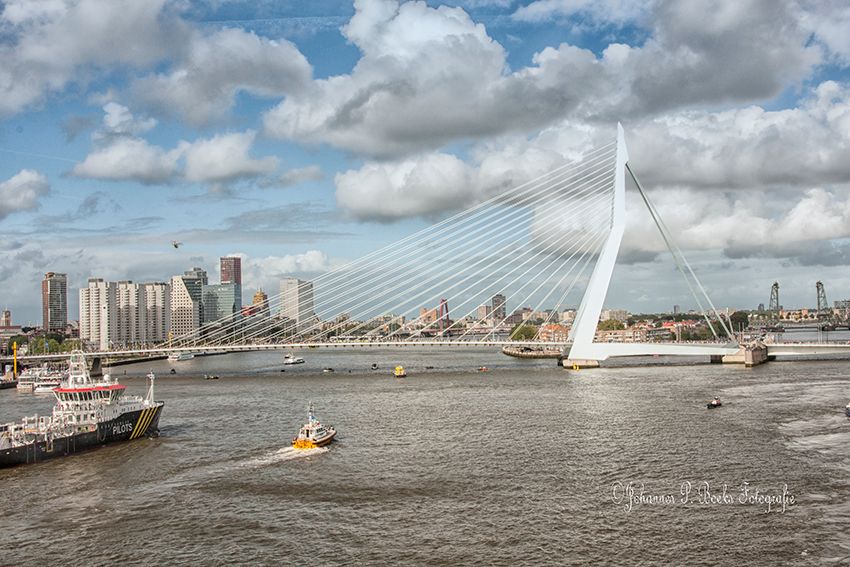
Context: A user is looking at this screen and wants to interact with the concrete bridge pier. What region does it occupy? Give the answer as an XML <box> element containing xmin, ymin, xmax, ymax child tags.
<box><xmin>563</xmin><ymin>359</ymin><xmax>601</xmax><ymax>369</ymax></box>
<box><xmin>722</xmin><ymin>343</ymin><xmax>769</xmax><ymax>367</ymax></box>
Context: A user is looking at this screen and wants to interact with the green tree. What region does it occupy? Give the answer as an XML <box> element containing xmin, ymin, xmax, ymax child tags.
<box><xmin>510</xmin><ymin>323</ymin><xmax>538</xmax><ymax>340</ymax></box>
<box><xmin>598</xmin><ymin>319</ymin><xmax>625</xmax><ymax>331</ymax></box>
<box><xmin>729</xmin><ymin>311</ymin><xmax>749</xmax><ymax>330</ymax></box>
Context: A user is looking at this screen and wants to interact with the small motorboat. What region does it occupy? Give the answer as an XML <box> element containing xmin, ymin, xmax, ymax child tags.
<box><xmin>292</xmin><ymin>403</ymin><xmax>336</xmax><ymax>449</ymax></box>
<box><xmin>477</xmin><ymin>366</ymin><xmax>488</xmax><ymax>372</ymax></box>
<box><xmin>707</xmin><ymin>397</ymin><xmax>722</xmax><ymax>409</ymax></box>
<box><xmin>323</xmin><ymin>368</ymin><xmax>335</xmax><ymax>373</ymax></box>
<box><xmin>394</xmin><ymin>365</ymin><xmax>407</xmax><ymax>378</ymax></box>
<box><xmin>845</xmin><ymin>402</ymin><xmax>850</xmax><ymax>417</ymax></box>
<box><xmin>283</xmin><ymin>353</ymin><xmax>305</xmax><ymax>365</ymax></box>
<box><xmin>371</xmin><ymin>363</ymin><xmax>379</xmax><ymax>370</ymax></box>
<box><xmin>204</xmin><ymin>374</ymin><xmax>220</xmax><ymax>380</ymax></box>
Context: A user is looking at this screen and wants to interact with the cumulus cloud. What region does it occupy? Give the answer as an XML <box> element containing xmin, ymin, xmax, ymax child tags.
<box><xmin>235</xmin><ymin>251</ymin><xmax>338</xmax><ymax>293</ymax></box>
<box><xmin>335</xmin><ymin>153</ymin><xmax>481</xmax><ymax>221</ymax></box>
<box><xmin>100</xmin><ymin>102</ymin><xmax>156</xmax><ymax>138</ymax></box>
<box><xmin>0</xmin><ymin>170</ymin><xmax>51</xmax><ymax>220</ymax></box>
<box><xmin>132</xmin><ymin>28</ymin><xmax>312</xmax><ymax>126</ymax></box>
<box><xmin>180</xmin><ymin>131</ymin><xmax>278</xmax><ymax>184</ymax></box>
<box><xmin>72</xmin><ymin>137</ymin><xmax>181</xmax><ymax>184</ymax></box>
<box><xmin>0</xmin><ymin>0</ymin><xmax>184</xmax><ymax>116</ymax></box>
<box><xmin>264</xmin><ymin>0</ymin><xmax>821</xmax><ymax>158</ymax></box>
<box><xmin>72</xmin><ymin>105</ymin><xmax>279</xmax><ymax>188</ymax></box>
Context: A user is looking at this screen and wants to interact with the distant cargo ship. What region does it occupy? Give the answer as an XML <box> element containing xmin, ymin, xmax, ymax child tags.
<box><xmin>0</xmin><ymin>352</ymin><xmax>164</xmax><ymax>468</ymax></box>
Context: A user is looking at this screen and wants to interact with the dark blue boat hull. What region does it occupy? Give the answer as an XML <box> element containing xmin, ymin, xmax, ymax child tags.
<box><xmin>0</xmin><ymin>403</ymin><xmax>163</xmax><ymax>468</ymax></box>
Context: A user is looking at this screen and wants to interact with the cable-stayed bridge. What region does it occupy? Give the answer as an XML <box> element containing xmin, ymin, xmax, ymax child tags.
<box><xmin>11</xmin><ymin>125</ymin><xmax>752</xmax><ymax>365</ymax></box>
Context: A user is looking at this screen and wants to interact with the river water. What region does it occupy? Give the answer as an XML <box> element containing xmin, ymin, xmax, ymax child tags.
<box><xmin>1</xmin><ymin>349</ymin><xmax>850</xmax><ymax>566</ymax></box>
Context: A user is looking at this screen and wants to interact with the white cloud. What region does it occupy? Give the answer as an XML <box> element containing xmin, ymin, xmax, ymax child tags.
<box><xmin>0</xmin><ymin>170</ymin><xmax>50</xmax><ymax>220</ymax></box>
<box><xmin>100</xmin><ymin>102</ymin><xmax>156</xmax><ymax>137</ymax></box>
<box><xmin>0</xmin><ymin>0</ymin><xmax>184</xmax><ymax>116</ymax></box>
<box><xmin>626</xmin><ymin>80</ymin><xmax>850</xmax><ymax>190</ymax></box>
<box><xmin>264</xmin><ymin>0</ymin><xmax>821</xmax><ymax>158</ymax></box>
<box><xmin>277</xmin><ymin>165</ymin><xmax>324</xmax><ymax>188</ymax></box>
<box><xmin>513</xmin><ymin>0</ymin><xmax>651</xmax><ymax>24</ymax></box>
<box><xmin>235</xmin><ymin>250</ymin><xmax>336</xmax><ymax>293</ymax></box>
<box><xmin>132</xmin><ymin>28</ymin><xmax>312</xmax><ymax>126</ymax></box>
<box><xmin>72</xmin><ymin>104</ymin><xmax>279</xmax><ymax>187</ymax></box>
<box><xmin>797</xmin><ymin>0</ymin><xmax>850</xmax><ymax>65</ymax></box>
<box><xmin>180</xmin><ymin>131</ymin><xmax>278</xmax><ymax>184</ymax></box>
<box><xmin>335</xmin><ymin>153</ymin><xmax>481</xmax><ymax>221</ymax></box>
<box><xmin>71</xmin><ymin>137</ymin><xmax>181</xmax><ymax>184</ymax></box>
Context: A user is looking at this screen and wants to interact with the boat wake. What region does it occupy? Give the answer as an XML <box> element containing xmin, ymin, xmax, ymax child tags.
<box><xmin>240</xmin><ymin>445</ymin><xmax>328</xmax><ymax>468</ymax></box>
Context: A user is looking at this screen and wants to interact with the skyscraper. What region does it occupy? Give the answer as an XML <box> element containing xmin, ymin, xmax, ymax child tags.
<box><xmin>79</xmin><ymin>278</ymin><xmax>117</xmax><ymax>350</ymax></box>
<box><xmin>220</xmin><ymin>256</ymin><xmax>242</xmax><ymax>285</ymax></box>
<box><xmin>42</xmin><ymin>272</ymin><xmax>68</xmax><ymax>332</ymax></box>
<box><xmin>142</xmin><ymin>282</ymin><xmax>171</xmax><ymax>343</ymax></box>
<box><xmin>252</xmin><ymin>289</ymin><xmax>270</xmax><ymax>317</ymax></box>
<box><xmin>279</xmin><ymin>277</ymin><xmax>315</xmax><ymax>328</ymax></box>
<box><xmin>0</xmin><ymin>309</ymin><xmax>10</xmax><ymax>327</ymax></box>
<box><xmin>202</xmin><ymin>283</ymin><xmax>242</xmax><ymax>326</ymax></box>
<box><xmin>491</xmin><ymin>293</ymin><xmax>506</xmax><ymax>322</ymax></box>
<box><xmin>170</xmin><ymin>274</ymin><xmax>203</xmax><ymax>338</ymax></box>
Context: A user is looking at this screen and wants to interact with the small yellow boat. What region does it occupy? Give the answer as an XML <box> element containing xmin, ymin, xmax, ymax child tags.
<box><xmin>394</xmin><ymin>365</ymin><xmax>407</xmax><ymax>378</ymax></box>
<box><xmin>292</xmin><ymin>403</ymin><xmax>336</xmax><ymax>449</ymax></box>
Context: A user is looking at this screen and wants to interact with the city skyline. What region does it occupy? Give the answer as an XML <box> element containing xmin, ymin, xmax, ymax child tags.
<box><xmin>2</xmin><ymin>1</ymin><xmax>850</xmax><ymax>322</ymax></box>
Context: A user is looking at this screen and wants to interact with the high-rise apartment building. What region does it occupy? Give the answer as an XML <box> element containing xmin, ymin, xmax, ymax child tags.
<box><xmin>42</xmin><ymin>272</ymin><xmax>68</xmax><ymax>332</ymax></box>
<box><xmin>279</xmin><ymin>277</ymin><xmax>315</xmax><ymax>327</ymax></box>
<box><xmin>79</xmin><ymin>278</ymin><xmax>117</xmax><ymax>350</ymax></box>
<box><xmin>80</xmin><ymin>279</ymin><xmax>170</xmax><ymax>349</ymax></box>
<box><xmin>116</xmin><ymin>281</ymin><xmax>144</xmax><ymax>346</ymax></box>
<box><xmin>0</xmin><ymin>309</ymin><xmax>10</xmax><ymax>327</ymax></box>
<box><xmin>220</xmin><ymin>256</ymin><xmax>242</xmax><ymax>285</ymax></box>
<box><xmin>142</xmin><ymin>282</ymin><xmax>171</xmax><ymax>342</ymax></box>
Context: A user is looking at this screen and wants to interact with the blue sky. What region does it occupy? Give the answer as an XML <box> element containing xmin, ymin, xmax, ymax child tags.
<box><xmin>2</xmin><ymin>0</ymin><xmax>850</xmax><ymax>324</ymax></box>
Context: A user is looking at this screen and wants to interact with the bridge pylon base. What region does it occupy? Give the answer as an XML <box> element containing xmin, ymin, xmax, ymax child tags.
<box><xmin>564</xmin><ymin>359</ymin><xmax>600</xmax><ymax>370</ymax></box>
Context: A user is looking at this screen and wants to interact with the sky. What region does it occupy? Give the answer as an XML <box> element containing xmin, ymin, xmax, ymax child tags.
<box><xmin>2</xmin><ymin>0</ymin><xmax>850</xmax><ymax>325</ymax></box>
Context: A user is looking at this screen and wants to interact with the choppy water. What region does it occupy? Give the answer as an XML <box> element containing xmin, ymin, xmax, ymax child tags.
<box><xmin>2</xmin><ymin>350</ymin><xmax>850</xmax><ymax>566</ymax></box>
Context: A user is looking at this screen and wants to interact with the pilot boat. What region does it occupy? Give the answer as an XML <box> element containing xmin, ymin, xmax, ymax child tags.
<box><xmin>283</xmin><ymin>353</ymin><xmax>305</xmax><ymax>365</ymax></box>
<box><xmin>292</xmin><ymin>404</ymin><xmax>336</xmax><ymax>449</ymax></box>
<box><xmin>707</xmin><ymin>397</ymin><xmax>722</xmax><ymax>409</ymax></box>
<box><xmin>0</xmin><ymin>351</ymin><xmax>164</xmax><ymax>468</ymax></box>
<box><xmin>394</xmin><ymin>365</ymin><xmax>407</xmax><ymax>378</ymax></box>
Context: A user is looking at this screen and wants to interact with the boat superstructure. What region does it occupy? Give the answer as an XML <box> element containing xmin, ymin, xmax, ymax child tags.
<box><xmin>168</xmin><ymin>352</ymin><xmax>195</xmax><ymax>362</ymax></box>
<box><xmin>0</xmin><ymin>351</ymin><xmax>164</xmax><ymax>467</ymax></box>
<box><xmin>17</xmin><ymin>365</ymin><xmax>64</xmax><ymax>393</ymax></box>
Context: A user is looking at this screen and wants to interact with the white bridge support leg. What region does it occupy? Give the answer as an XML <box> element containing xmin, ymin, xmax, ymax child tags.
<box><xmin>565</xmin><ymin>124</ymin><xmax>739</xmax><ymax>366</ymax></box>
<box><xmin>566</xmin><ymin>123</ymin><xmax>628</xmax><ymax>364</ymax></box>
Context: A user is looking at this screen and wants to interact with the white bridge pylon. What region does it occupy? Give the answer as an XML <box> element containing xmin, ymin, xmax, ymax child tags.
<box><xmin>566</xmin><ymin>124</ymin><xmax>738</xmax><ymax>364</ymax></box>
